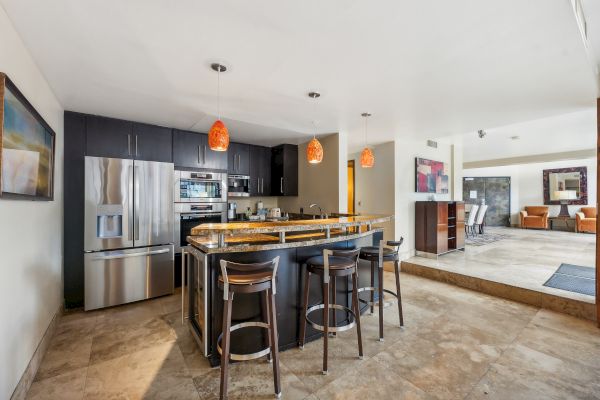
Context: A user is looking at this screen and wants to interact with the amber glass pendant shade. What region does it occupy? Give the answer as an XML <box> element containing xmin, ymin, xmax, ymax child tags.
<box><xmin>208</xmin><ymin>119</ymin><xmax>229</xmax><ymax>151</ymax></box>
<box><xmin>306</xmin><ymin>137</ymin><xmax>323</xmax><ymax>164</ymax></box>
<box><xmin>360</xmin><ymin>147</ymin><xmax>374</xmax><ymax>168</ymax></box>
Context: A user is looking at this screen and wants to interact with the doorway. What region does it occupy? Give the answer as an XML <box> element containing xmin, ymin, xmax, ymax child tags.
<box><xmin>347</xmin><ymin>160</ymin><xmax>355</xmax><ymax>214</ymax></box>
<box><xmin>463</xmin><ymin>177</ymin><xmax>511</xmax><ymax>226</ymax></box>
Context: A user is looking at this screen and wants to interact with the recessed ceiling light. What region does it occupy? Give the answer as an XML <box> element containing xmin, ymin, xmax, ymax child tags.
<box><xmin>478</xmin><ymin>130</ymin><xmax>486</xmax><ymax>138</ymax></box>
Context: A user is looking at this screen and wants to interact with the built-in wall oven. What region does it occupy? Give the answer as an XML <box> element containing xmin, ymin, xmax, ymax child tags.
<box><xmin>175</xmin><ymin>170</ymin><xmax>227</xmax><ymax>203</ymax></box>
<box><xmin>174</xmin><ymin>202</ymin><xmax>227</xmax><ymax>253</ymax></box>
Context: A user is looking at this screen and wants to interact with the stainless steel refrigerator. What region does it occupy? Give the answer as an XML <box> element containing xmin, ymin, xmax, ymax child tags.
<box><xmin>84</xmin><ymin>156</ymin><xmax>174</xmax><ymax>310</ymax></box>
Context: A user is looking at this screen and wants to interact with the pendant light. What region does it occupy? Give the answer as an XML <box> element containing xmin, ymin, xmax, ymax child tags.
<box><xmin>360</xmin><ymin>112</ymin><xmax>375</xmax><ymax>168</ymax></box>
<box><xmin>208</xmin><ymin>63</ymin><xmax>229</xmax><ymax>151</ymax></box>
<box><xmin>306</xmin><ymin>92</ymin><xmax>323</xmax><ymax>164</ymax></box>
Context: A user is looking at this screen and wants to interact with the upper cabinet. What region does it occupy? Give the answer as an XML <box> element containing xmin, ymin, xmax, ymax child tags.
<box><xmin>271</xmin><ymin>144</ymin><xmax>298</xmax><ymax>196</ymax></box>
<box><xmin>85</xmin><ymin>116</ymin><xmax>133</xmax><ymax>159</ymax></box>
<box><xmin>132</xmin><ymin>123</ymin><xmax>172</xmax><ymax>162</ymax></box>
<box><xmin>85</xmin><ymin>115</ymin><xmax>172</xmax><ymax>163</ymax></box>
<box><xmin>173</xmin><ymin>129</ymin><xmax>227</xmax><ymax>170</ymax></box>
<box><xmin>249</xmin><ymin>145</ymin><xmax>271</xmax><ymax>196</ymax></box>
<box><xmin>227</xmin><ymin>142</ymin><xmax>250</xmax><ymax>176</ymax></box>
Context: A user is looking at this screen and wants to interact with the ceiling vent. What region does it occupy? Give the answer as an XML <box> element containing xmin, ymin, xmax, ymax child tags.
<box><xmin>426</xmin><ymin>140</ymin><xmax>438</xmax><ymax>148</ymax></box>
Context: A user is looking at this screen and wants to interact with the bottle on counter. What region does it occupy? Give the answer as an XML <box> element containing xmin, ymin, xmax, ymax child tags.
<box><xmin>257</xmin><ymin>200</ymin><xmax>263</xmax><ymax>211</ymax></box>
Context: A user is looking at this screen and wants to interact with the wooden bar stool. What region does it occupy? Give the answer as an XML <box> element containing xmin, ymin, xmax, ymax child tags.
<box><xmin>299</xmin><ymin>248</ymin><xmax>363</xmax><ymax>375</ymax></box>
<box><xmin>358</xmin><ymin>238</ymin><xmax>404</xmax><ymax>341</ymax></box>
<box><xmin>217</xmin><ymin>257</ymin><xmax>281</xmax><ymax>400</ymax></box>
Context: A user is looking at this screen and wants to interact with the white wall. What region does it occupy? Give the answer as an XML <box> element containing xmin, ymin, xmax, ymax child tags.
<box><xmin>351</xmin><ymin>143</ymin><xmax>395</xmax><ymax>242</ymax></box>
<box><xmin>394</xmin><ymin>139</ymin><xmax>453</xmax><ymax>257</ymax></box>
<box><xmin>464</xmin><ymin>157</ymin><xmax>596</xmax><ymax>225</ymax></box>
<box><xmin>279</xmin><ymin>133</ymin><xmax>344</xmax><ymax>214</ymax></box>
<box><xmin>351</xmin><ymin>138</ymin><xmax>455</xmax><ymax>257</ymax></box>
<box><xmin>0</xmin><ymin>5</ymin><xmax>64</xmax><ymax>398</ymax></box>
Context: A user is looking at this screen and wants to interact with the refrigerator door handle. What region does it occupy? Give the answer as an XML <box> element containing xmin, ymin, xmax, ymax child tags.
<box><xmin>135</xmin><ymin>135</ymin><xmax>139</xmax><ymax>157</ymax></box>
<box><xmin>128</xmin><ymin>165</ymin><xmax>134</xmax><ymax>240</ymax></box>
<box><xmin>91</xmin><ymin>248</ymin><xmax>170</xmax><ymax>261</ymax></box>
<box><xmin>134</xmin><ymin>165</ymin><xmax>140</xmax><ymax>241</ymax></box>
<box><xmin>128</xmin><ymin>134</ymin><xmax>131</xmax><ymax>156</ymax></box>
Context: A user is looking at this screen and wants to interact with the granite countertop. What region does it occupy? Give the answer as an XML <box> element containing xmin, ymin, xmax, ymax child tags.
<box><xmin>190</xmin><ymin>214</ymin><xmax>392</xmax><ymax>235</ymax></box>
<box><xmin>187</xmin><ymin>228</ymin><xmax>383</xmax><ymax>254</ymax></box>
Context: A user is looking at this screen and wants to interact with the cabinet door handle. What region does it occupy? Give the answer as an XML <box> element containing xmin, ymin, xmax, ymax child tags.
<box><xmin>280</xmin><ymin>177</ymin><xmax>283</xmax><ymax>194</ymax></box>
<box><xmin>128</xmin><ymin>134</ymin><xmax>131</xmax><ymax>156</ymax></box>
<box><xmin>203</xmin><ymin>145</ymin><xmax>207</xmax><ymax>164</ymax></box>
<box><xmin>198</xmin><ymin>145</ymin><xmax>201</xmax><ymax>165</ymax></box>
<box><xmin>135</xmin><ymin>135</ymin><xmax>138</xmax><ymax>157</ymax></box>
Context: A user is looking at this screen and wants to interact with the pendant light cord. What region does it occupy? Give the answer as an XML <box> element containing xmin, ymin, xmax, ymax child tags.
<box><xmin>312</xmin><ymin>95</ymin><xmax>317</xmax><ymax>139</ymax></box>
<box><xmin>364</xmin><ymin>115</ymin><xmax>368</xmax><ymax>147</ymax></box>
<box><xmin>217</xmin><ymin>67</ymin><xmax>221</xmax><ymax>120</ymax></box>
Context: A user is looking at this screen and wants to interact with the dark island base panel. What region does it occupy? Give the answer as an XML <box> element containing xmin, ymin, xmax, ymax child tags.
<box><xmin>204</xmin><ymin>231</ymin><xmax>382</xmax><ymax>367</ymax></box>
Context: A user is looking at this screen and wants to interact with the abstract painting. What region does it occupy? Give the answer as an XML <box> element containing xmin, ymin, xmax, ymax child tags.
<box><xmin>415</xmin><ymin>157</ymin><xmax>448</xmax><ymax>194</ymax></box>
<box><xmin>0</xmin><ymin>73</ymin><xmax>55</xmax><ymax>200</ymax></box>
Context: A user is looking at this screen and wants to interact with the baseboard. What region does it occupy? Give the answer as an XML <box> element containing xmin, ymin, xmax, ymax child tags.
<box><xmin>10</xmin><ymin>307</ymin><xmax>61</xmax><ymax>400</ymax></box>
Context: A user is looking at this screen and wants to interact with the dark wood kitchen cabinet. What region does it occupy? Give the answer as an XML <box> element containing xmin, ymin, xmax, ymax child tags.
<box><xmin>173</xmin><ymin>129</ymin><xmax>227</xmax><ymax>170</ymax></box>
<box><xmin>132</xmin><ymin>123</ymin><xmax>172</xmax><ymax>162</ymax></box>
<box><xmin>86</xmin><ymin>116</ymin><xmax>172</xmax><ymax>162</ymax></box>
<box><xmin>85</xmin><ymin>116</ymin><xmax>133</xmax><ymax>159</ymax></box>
<box><xmin>271</xmin><ymin>144</ymin><xmax>298</xmax><ymax>196</ymax></box>
<box><xmin>249</xmin><ymin>145</ymin><xmax>271</xmax><ymax>196</ymax></box>
<box><xmin>228</xmin><ymin>142</ymin><xmax>250</xmax><ymax>175</ymax></box>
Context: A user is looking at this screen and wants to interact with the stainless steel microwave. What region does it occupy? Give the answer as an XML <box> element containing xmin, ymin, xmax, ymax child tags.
<box><xmin>174</xmin><ymin>170</ymin><xmax>227</xmax><ymax>203</ymax></box>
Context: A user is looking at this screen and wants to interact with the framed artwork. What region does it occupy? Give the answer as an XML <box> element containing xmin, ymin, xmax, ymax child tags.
<box><xmin>0</xmin><ymin>73</ymin><xmax>55</xmax><ymax>200</ymax></box>
<box><xmin>415</xmin><ymin>157</ymin><xmax>448</xmax><ymax>194</ymax></box>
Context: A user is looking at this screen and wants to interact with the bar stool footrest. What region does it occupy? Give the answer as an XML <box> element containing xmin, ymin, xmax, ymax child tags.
<box><xmin>305</xmin><ymin>303</ymin><xmax>356</xmax><ymax>333</ymax></box>
<box><xmin>357</xmin><ymin>287</ymin><xmax>399</xmax><ymax>308</ymax></box>
<box><xmin>217</xmin><ymin>321</ymin><xmax>272</xmax><ymax>361</ymax></box>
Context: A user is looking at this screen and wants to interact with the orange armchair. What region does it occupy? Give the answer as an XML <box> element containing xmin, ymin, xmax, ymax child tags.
<box><xmin>576</xmin><ymin>207</ymin><xmax>596</xmax><ymax>233</ymax></box>
<box><xmin>520</xmin><ymin>206</ymin><xmax>549</xmax><ymax>229</ymax></box>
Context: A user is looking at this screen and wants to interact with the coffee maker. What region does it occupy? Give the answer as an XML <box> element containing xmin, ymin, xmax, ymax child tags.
<box><xmin>227</xmin><ymin>202</ymin><xmax>237</xmax><ymax>220</ymax></box>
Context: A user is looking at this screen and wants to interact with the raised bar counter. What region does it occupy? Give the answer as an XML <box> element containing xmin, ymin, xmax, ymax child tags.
<box><xmin>184</xmin><ymin>214</ymin><xmax>392</xmax><ymax>365</ymax></box>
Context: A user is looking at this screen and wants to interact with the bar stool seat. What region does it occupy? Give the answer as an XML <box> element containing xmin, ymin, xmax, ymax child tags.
<box><xmin>359</xmin><ymin>246</ymin><xmax>399</xmax><ymax>261</ymax></box>
<box><xmin>217</xmin><ymin>257</ymin><xmax>281</xmax><ymax>400</ymax></box>
<box><xmin>305</xmin><ymin>255</ymin><xmax>356</xmax><ymax>272</ymax></box>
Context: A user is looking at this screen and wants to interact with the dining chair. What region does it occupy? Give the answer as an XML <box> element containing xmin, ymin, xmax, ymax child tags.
<box><xmin>465</xmin><ymin>204</ymin><xmax>479</xmax><ymax>238</ymax></box>
<box><xmin>474</xmin><ymin>204</ymin><xmax>488</xmax><ymax>234</ymax></box>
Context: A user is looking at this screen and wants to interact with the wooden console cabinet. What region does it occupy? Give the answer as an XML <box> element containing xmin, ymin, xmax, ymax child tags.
<box><xmin>415</xmin><ymin>201</ymin><xmax>465</xmax><ymax>256</ymax></box>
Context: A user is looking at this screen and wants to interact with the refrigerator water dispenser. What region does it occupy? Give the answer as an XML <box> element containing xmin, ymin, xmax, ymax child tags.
<box><xmin>96</xmin><ymin>204</ymin><xmax>123</xmax><ymax>238</ymax></box>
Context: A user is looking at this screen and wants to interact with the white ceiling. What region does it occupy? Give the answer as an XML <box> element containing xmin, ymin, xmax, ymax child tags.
<box><xmin>462</xmin><ymin>108</ymin><xmax>596</xmax><ymax>162</ymax></box>
<box><xmin>0</xmin><ymin>0</ymin><xmax>597</xmax><ymax>151</ymax></box>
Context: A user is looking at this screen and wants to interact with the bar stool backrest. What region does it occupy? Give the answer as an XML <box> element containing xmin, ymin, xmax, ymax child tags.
<box><xmin>219</xmin><ymin>256</ymin><xmax>280</xmax><ymax>299</ymax></box>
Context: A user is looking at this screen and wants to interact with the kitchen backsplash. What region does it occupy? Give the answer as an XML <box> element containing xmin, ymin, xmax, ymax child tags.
<box><xmin>229</xmin><ymin>197</ymin><xmax>279</xmax><ymax>213</ymax></box>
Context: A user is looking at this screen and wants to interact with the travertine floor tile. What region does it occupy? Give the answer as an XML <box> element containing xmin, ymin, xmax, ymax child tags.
<box><xmin>26</xmin><ymin>367</ymin><xmax>87</xmax><ymax>400</ymax></box>
<box><xmin>84</xmin><ymin>342</ymin><xmax>198</xmax><ymax>400</ymax></box>
<box><xmin>89</xmin><ymin>316</ymin><xmax>177</xmax><ymax>365</ymax></box>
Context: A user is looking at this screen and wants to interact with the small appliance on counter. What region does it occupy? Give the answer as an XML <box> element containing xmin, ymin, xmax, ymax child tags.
<box><xmin>268</xmin><ymin>207</ymin><xmax>281</xmax><ymax>218</ymax></box>
<box><xmin>228</xmin><ymin>175</ymin><xmax>250</xmax><ymax>197</ymax></box>
<box><xmin>227</xmin><ymin>202</ymin><xmax>237</xmax><ymax>220</ymax></box>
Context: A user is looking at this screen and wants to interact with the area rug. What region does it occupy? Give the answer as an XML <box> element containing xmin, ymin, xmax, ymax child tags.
<box><xmin>465</xmin><ymin>232</ymin><xmax>511</xmax><ymax>246</ymax></box>
<box><xmin>543</xmin><ymin>263</ymin><xmax>595</xmax><ymax>296</ymax></box>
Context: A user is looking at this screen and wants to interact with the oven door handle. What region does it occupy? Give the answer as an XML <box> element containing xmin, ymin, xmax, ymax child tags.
<box><xmin>181</xmin><ymin>212</ymin><xmax>223</xmax><ymax>218</ymax></box>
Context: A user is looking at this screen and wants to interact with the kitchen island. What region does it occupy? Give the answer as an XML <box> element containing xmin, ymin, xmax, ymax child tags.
<box><xmin>184</xmin><ymin>215</ymin><xmax>392</xmax><ymax>366</ymax></box>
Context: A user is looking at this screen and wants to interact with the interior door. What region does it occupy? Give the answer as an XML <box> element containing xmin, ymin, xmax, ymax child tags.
<box><xmin>84</xmin><ymin>157</ymin><xmax>134</xmax><ymax>251</ymax></box>
<box><xmin>463</xmin><ymin>177</ymin><xmax>511</xmax><ymax>226</ymax></box>
<box><xmin>134</xmin><ymin>160</ymin><xmax>174</xmax><ymax>247</ymax></box>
